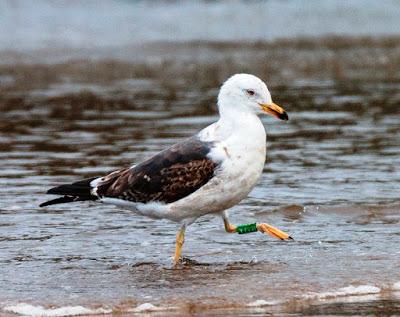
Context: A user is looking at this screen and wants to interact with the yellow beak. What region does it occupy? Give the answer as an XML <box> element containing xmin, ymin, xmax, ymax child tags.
<box><xmin>259</xmin><ymin>102</ymin><xmax>288</xmax><ymax>121</ymax></box>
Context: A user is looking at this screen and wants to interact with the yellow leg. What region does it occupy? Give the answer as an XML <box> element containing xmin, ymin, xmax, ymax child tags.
<box><xmin>257</xmin><ymin>223</ymin><xmax>293</xmax><ymax>240</ymax></box>
<box><xmin>221</xmin><ymin>211</ymin><xmax>293</xmax><ymax>240</ymax></box>
<box><xmin>223</xmin><ymin>216</ymin><xmax>237</xmax><ymax>233</ymax></box>
<box><xmin>173</xmin><ymin>226</ymin><xmax>186</xmax><ymax>265</ymax></box>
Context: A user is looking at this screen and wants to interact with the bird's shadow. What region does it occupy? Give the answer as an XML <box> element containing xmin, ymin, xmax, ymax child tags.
<box><xmin>124</xmin><ymin>257</ymin><xmax>282</xmax><ymax>288</ymax></box>
<box><xmin>129</xmin><ymin>257</ymin><xmax>279</xmax><ymax>272</ymax></box>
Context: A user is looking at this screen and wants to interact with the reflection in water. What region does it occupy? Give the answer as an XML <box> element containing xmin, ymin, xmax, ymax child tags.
<box><xmin>0</xmin><ymin>39</ymin><xmax>399</xmax><ymax>316</ymax></box>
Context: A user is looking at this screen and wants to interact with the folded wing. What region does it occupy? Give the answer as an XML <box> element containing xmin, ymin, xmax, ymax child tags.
<box><xmin>95</xmin><ymin>137</ymin><xmax>218</xmax><ymax>204</ymax></box>
<box><xmin>41</xmin><ymin>137</ymin><xmax>220</xmax><ymax>207</ymax></box>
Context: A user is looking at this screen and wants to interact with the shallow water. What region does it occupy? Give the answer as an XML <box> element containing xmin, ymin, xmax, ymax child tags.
<box><xmin>1</xmin><ymin>38</ymin><xmax>400</xmax><ymax>316</ymax></box>
<box><xmin>2</xmin><ymin>0</ymin><xmax>400</xmax><ymax>51</ymax></box>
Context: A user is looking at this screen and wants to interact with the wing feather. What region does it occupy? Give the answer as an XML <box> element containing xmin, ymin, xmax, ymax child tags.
<box><xmin>95</xmin><ymin>137</ymin><xmax>219</xmax><ymax>204</ymax></box>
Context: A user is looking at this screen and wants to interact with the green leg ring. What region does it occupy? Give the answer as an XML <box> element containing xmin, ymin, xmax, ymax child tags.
<box><xmin>236</xmin><ymin>223</ymin><xmax>258</xmax><ymax>234</ymax></box>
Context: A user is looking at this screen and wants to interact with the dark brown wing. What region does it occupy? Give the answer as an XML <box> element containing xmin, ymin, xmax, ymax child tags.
<box><xmin>95</xmin><ymin>137</ymin><xmax>219</xmax><ymax>204</ymax></box>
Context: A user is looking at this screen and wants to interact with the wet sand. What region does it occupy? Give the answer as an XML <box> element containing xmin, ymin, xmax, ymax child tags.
<box><xmin>1</xmin><ymin>37</ymin><xmax>400</xmax><ymax>316</ymax></box>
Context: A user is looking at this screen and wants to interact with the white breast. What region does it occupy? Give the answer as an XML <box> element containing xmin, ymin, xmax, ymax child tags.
<box><xmin>167</xmin><ymin>112</ymin><xmax>267</xmax><ymax>220</ymax></box>
<box><xmin>102</xmin><ymin>112</ymin><xmax>267</xmax><ymax>223</ymax></box>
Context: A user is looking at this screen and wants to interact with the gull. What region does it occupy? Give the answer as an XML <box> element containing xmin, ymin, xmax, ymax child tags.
<box><xmin>40</xmin><ymin>73</ymin><xmax>292</xmax><ymax>265</ymax></box>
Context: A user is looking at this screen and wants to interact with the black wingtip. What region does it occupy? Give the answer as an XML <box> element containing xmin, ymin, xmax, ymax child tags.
<box><xmin>46</xmin><ymin>186</ymin><xmax>67</xmax><ymax>195</ymax></box>
<box><xmin>40</xmin><ymin>195</ymin><xmax>98</xmax><ymax>207</ymax></box>
<box><xmin>39</xmin><ymin>196</ymin><xmax>72</xmax><ymax>207</ymax></box>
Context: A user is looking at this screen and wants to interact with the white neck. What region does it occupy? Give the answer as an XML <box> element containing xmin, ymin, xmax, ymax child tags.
<box><xmin>219</xmin><ymin>103</ymin><xmax>265</xmax><ymax>137</ymax></box>
<box><xmin>199</xmin><ymin>102</ymin><xmax>266</xmax><ymax>145</ymax></box>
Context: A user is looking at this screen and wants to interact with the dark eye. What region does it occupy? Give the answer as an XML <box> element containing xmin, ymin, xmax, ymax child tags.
<box><xmin>246</xmin><ymin>89</ymin><xmax>255</xmax><ymax>96</ymax></box>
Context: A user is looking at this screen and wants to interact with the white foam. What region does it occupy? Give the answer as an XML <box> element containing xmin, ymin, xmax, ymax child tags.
<box><xmin>2</xmin><ymin>302</ymin><xmax>178</xmax><ymax>317</ymax></box>
<box><xmin>3</xmin><ymin>303</ymin><xmax>111</xmax><ymax>317</ymax></box>
<box><xmin>306</xmin><ymin>285</ymin><xmax>381</xmax><ymax>300</ymax></box>
<box><xmin>393</xmin><ymin>281</ymin><xmax>400</xmax><ymax>290</ymax></box>
<box><xmin>127</xmin><ymin>303</ymin><xmax>175</xmax><ymax>313</ymax></box>
<box><xmin>247</xmin><ymin>299</ymin><xmax>282</xmax><ymax>307</ymax></box>
<box><xmin>128</xmin><ymin>303</ymin><xmax>160</xmax><ymax>312</ymax></box>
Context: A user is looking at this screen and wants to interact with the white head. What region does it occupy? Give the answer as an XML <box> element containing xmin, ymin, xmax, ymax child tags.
<box><xmin>218</xmin><ymin>73</ymin><xmax>288</xmax><ymax>121</ymax></box>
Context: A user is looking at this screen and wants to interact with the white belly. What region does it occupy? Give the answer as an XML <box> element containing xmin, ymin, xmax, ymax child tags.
<box><xmin>167</xmin><ymin>115</ymin><xmax>267</xmax><ymax>221</ymax></box>
<box><xmin>102</xmin><ymin>113</ymin><xmax>268</xmax><ymax>223</ymax></box>
<box><xmin>101</xmin><ymin>143</ymin><xmax>265</xmax><ymax>223</ymax></box>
